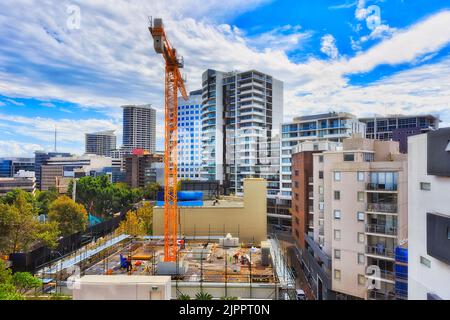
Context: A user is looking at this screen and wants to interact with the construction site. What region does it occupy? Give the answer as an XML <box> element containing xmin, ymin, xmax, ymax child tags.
<box><xmin>35</xmin><ymin>233</ymin><xmax>295</xmax><ymax>299</ymax></box>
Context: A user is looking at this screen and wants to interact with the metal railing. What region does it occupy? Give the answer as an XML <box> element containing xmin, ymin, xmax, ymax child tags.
<box><xmin>365</xmin><ymin>224</ymin><xmax>397</xmax><ymax>236</ymax></box>
<box><xmin>366</xmin><ymin>183</ymin><xmax>398</xmax><ymax>192</ymax></box>
<box><xmin>365</xmin><ymin>245</ymin><xmax>395</xmax><ymax>259</ymax></box>
<box><xmin>308</xmin><ymin>177</ymin><xmax>314</xmax><ymax>184</ymax></box>
<box><xmin>309</xmin><ymin>191</ymin><xmax>314</xmax><ymax>198</ymax></box>
<box><xmin>366</xmin><ymin>203</ymin><xmax>397</xmax><ymax>213</ymax></box>
<box><xmin>367</xmin><ymin>289</ymin><xmax>396</xmax><ymax>300</ymax></box>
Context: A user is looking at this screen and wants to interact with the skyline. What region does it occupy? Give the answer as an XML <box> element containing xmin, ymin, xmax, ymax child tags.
<box><xmin>0</xmin><ymin>0</ymin><xmax>449</xmax><ymax>156</ymax></box>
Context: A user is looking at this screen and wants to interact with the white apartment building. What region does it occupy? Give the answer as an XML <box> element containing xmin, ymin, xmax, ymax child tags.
<box><xmin>408</xmin><ymin>129</ymin><xmax>450</xmax><ymax>300</ymax></box>
<box><xmin>122</xmin><ymin>104</ymin><xmax>156</xmax><ymax>153</ymax></box>
<box><xmin>301</xmin><ymin>135</ymin><xmax>408</xmax><ymax>300</ymax></box>
<box><xmin>177</xmin><ymin>90</ymin><xmax>202</xmax><ymax>179</ymax></box>
<box><xmin>201</xmin><ymin>69</ymin><xmax>283</xmax><ymax>199</ymax></box>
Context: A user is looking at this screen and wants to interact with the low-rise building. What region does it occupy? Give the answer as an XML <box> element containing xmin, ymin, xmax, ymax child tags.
<box><xmin>0</xmin><ymin>177</ymin><xmax>36</xmax><ymax>196</ymax></box>
<box><xmin>153</xmin><ymin>178</ymin><xmax>267</xmax><ymax>244</ymax></box>
<box><xmin>408</xmin><ymin>128</ymin><xmax>450</xmax><ymax>300</ymax></box>
<box><xmin>124</xmin><ymin>150</ymin><xmax>164</xmax><ymax>188</ymax></box>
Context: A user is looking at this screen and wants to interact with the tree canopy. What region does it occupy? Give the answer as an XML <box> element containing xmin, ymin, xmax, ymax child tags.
<box><xmin>118</xmin><ymin>202</ymin><xmax>153</xmax><ymax>237</ymax></box>
<box><xmin>48</xmin><ymin>196</ymin><xmax>88</xmax><ymax>237</ymax></box>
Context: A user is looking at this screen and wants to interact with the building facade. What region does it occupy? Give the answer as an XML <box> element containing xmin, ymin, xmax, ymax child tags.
<box><xmin>0</xmin><ymin>177</ymin><xmax>36</xmax><ymax>196</ymax></box>
<box><xmin>408</xmin><ymin>129</ymin><xmax>450</xmax><ymax>300</ymax></box>
<box><xmin>178</xmin><ymin>90</ymin><xmax>202</xmax><ymax>179</ymax></box>
<box><xmin>300</xmin><ymin>135</ymin><xmax>408</xmax><ymax>300</ymax></box>
<box><xmin>40</xmin><ymin>154</ymin><xmax>115</xmax><ymax>191</ymax></box>
<box><xmin>0</xmin><ymin>157</ymin><xmax>34</xmax><ymax>178</ymax></box>
<box><xmin>278</xmin><ymin>112</ymin><xmax>366</xmax><ymax>226</ymax></box>
<box><xmin>85</xmin><ymin>130</ymin><xmax>117</xmax><ymax>157</ymax></box>
<box><xmin>124</xmin><ymin>151</ymin><xmax>164</xmax><ymax>189</ymax></box>
<box><xmin>34</xmin><ymin>151</ymin><xmax>72</xmax><ymax>190</ymax></box>
<box><xmin>291</xmin><ymin>141</ymin><xmax>341</xmax><ymax>251</ymax></box>
<box><xmin>200</xmin><ymin>69</ymin><xmax>283</xmax><ymax>199</ymax></box>
<box><xmin>122</xmin><ymin>104</ymin><xmax>156</xmax><ymax>153</ymax></box>
<box><xmin>359</xmin><ymin>114</ymin><xmax>439</xmax><ymax>153</ymax></box>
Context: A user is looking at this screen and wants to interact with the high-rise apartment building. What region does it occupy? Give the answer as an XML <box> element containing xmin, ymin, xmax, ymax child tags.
<box><xmin>122</xmin><ymin>104</ymin><xmax>156</xmax><ymax>153</ymax></box>
<box><xmin>408</xmin><ymin>128</ymin><xmax>450</xmax><ymax>300</ymax></box>
<box><xmin>298</xmin><ymin>135</ymin><xmax>407</xmax><ymax>300</ymax></box>
<box><xmin>201</xmin><ymin>69</ymin><xmax>283</xmax><ymax>198</ymax></box>
<box><xmin>277</xmin><ymin>112</ymin><xmax>366</xmax><ymax>226</ymax></box>
<box><xmin>359</xmin><ymin>114</ymin><xmax>439</xmax><ymax>153</ymax></box>
<box><xmin>85</xmin><ymin>130</ymin><xmax>117</xmax><ymax>157</ymax></box>
<box><xmin>178</xmin><ymin>90</ymin><xmax>202</xmax><ymax>179</ymax></box>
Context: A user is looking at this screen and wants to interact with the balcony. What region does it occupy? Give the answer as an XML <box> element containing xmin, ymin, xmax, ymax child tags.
<box><xmin>366</xmin><ymin>203</ymin><xmax>397</xmax><ymax>214</ymax></box>
<box><xmin>366</xmin><ymin>183</ymin><xmax>397</xmax><ymax>192</ymax></box>
<box><xmin>365</xmin><ymin>245</ymin><xmax>395</xmax><ymax>259</ymax></box>
<box><xmin>365</xmin><ymin>224</ymin><xmax>397</xmax><ymax>236</ymax></box>
<box><xmin>309</xmin><ymin>191</ymin><xmax>314</xmax><ymax>198</ymax></box>
<box><xmin>318</xmin><ymin>211</ymin><xmax>324</xmax><ymax>219</ymax></box>
<box><xmin>308</xmin><ymin>177</ymin><xmax>314</xmax><ymax>184</ymax></box>
<box><xmin>367</xmin><ymin>290</ymin><xmax>396</xmax><ymax>300</ymax></box>
<box><xmin>308</xmin><ymin>205</ymin><xmax>314</xmax><ymax>213</ymax></box>
<box><xmin>366</xmin><ymin>269</ymin><xmax>395</xmax><ymax>282</ymax></box>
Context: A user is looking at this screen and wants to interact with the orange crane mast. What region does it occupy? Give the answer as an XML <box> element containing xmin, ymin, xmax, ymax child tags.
<box><xmin>149</xmin><ymin>18</ymin><xmax>188</xmax><ymax>262</ymax></box>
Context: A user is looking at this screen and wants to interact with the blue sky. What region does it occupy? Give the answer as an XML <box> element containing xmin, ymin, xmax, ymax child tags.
<box><xmin>0</xmin><ymin>0</ymin><xmax>449</xmax><ymax>156</ymax></box>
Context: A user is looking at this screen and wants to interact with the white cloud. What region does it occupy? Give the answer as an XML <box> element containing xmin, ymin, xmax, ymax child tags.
<box><xmin>0</xmin><ymin>140</ymin><xmax>43</xmax><ymax>157</ymax></box>
<box><xmin>0</xmin><ymin>0</ymin><xmax>448</xmax><ymax>153</ymax></box>
<box><xmin>40</xmin><ymin>102</ymin><xmax>56</xmax><ymax>108</ymax></box>
<box><xmin>4</xmin><ymin>98</ymin><xmax>25</xmax><ymax>106</ymax></box>
<box><xmin>320</xmin><ymin>34</ymin><xmax>339</xmax><ymax>59</ymax></box>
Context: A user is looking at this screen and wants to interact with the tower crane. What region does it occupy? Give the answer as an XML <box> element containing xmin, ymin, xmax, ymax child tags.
<box><xmin>149</xmin><ymin>18</ymin><xmax>188</xmax><ymax>262</ymax></box>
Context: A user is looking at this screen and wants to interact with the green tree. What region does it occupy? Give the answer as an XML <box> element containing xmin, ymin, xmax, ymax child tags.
<box><xmin>34</xmin><ymin>188</ymin><xmax>58</xmax><ymax>216</ymax></box>
<box><xmin>143</xmin><ymin>182</ymin><xmax>161</xmax><ymax>200</ymax></box>
<box><xmin>12</xmin><ymin>272</ymin><xmax>42</xmax><ymax>295</ymax></box>
<box><xmin>0</xmin><ymin>189</ymin><xmax>34</xmax><ymax>206</ymax></box>
<box><xmin>48</xmin><ymin>196</ymin><xmax>88</xmax><ymax>236</ymax></box>
<box><xmin>0</xmin><ymin>260</ymin><xmax>23</xmax><ymax>300</ymax></box>
<box><xmin>6</xmin><ymin>191</ymin><xmax>38</xmax><ymax>253</ymax></box>
<box><xmin>118</xmin><ymin>202</ymin><xmax>153</xmax><ymax>236</ymax></box>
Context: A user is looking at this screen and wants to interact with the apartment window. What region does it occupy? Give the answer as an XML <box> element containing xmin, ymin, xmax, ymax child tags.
<box><xmin>358</xmin><ymin>253</ymin><xmax>365</xmax><ymax>264</ymax></box>
<box><xmin>334</xmin><ymin>171</ymin><xmax>341</xmax><ymax>181</ymax></box>
<box><xmin>420</xmin><ymin>256</ymin><xmax>431</xmax><ymax>268</ymax></box>
<box><xmin>357</xmin><ymin>212</ymin><xmax>365</xmax><ymax>222</ymax></box>
<box><xmin>319</xmin><ymin>155</ymin><xmax>324</xmax><ymax>163</ymax></box>
<box><xmin>295</xmin><ymin>170</ymin><xmax>299</xmax><ymax>176</ymax></box>
<box><xmin>319</xmin><ymin>186</ymin><xmax>324</xmax><ymax>195</ymax></box>
<box><xmin>420</xmin><ymin>182</ymin><xmax>431</xmax><ymax>191</ymax></box>
<box><xmin>357</xmin><ymin>232</ymin><xmax>365</xmax><ymax>243</ymax></box>
<box><xmin>334</xmin><ymin>191</ymin><xmax>340</xmax><ymax>200</ymax></box>
<box><xmin>319</xmin><ymin>171</ymin><xmax>324</xmax><ymax>179</ymax></box>
<box><xmin>357</xmin><ymin>171</ymin><xmax>365</xmax><ymax>182</ymax></box>
<box><xmin>334</xmin><ymin>229</ymin><xmax>341</xmax><ymax>240</ymax></box>
<box><xmin>294</xmin><ymin>181</ymin><xmax>299</xmax><ymax>188</ymax></box>
<box><xmin>334</xmin><ymin>269</ymin><xmax>341</xmax><ymax>280</ymax></box>
<box><xmin>334</xmin><ymin>249</ymin><xmax>341</xmax><ymax>260</ymax></box>
<box><xmin>344</xmin><ymin>153</ymin><xmax>355</xmax><ymax>162</ymax></box>
<box><xmin>358</xmin><ymin>274</ymin><xmax>366</xmax><ymax>286</ymax></box>
<box><xmin>357</xmin><ymin>191</ymin><xmax>365</xmax><ymax>202</ymax></box>
<box><xmin>334</xmin><ymin>210</ymin><xmax>341</xmax><ymax>220</ymax></box>
<box><xmin>319</xmin><ymin>202</ymin><xmax>324</xmax><ymax>211</ymax></box>
<box><xmin>295</xmin><ymin>206</ymin><xmax>299</xmax><ymax>214</ymax></box>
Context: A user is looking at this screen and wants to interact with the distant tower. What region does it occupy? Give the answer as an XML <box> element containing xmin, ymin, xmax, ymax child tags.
<box><xmin>122</xmin><ymin>104</ymin><xmax>156</xmax><ymax>153</ymax></box>
<box><xmin>85</xmin><ymin>130</ymin><xmax>117</xmax><ymax>157</ymax></box>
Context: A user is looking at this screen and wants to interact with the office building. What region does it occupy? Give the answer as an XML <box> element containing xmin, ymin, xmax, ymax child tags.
<box><xmin>124</xmin><ymin>150</ymin><xmax>164</xmax><ymax>189</ymax></box>
<box><xmin>291</xmin><ymin>141</ymin><xmax>341</xmax><ymax>251</ymax></box>
<box><xmin>0</xmin><ymin>157</ymin><xmax>34</xmax><ymax>178</ymax></box>
<box><xmin>299</xmin><ymin>135</ymin><xmax>407</xmax><ymax>300</ymax></box>
<box><xmin>178</xmin><ymin>90</ymin><xmax>202</xmax><ymax>179</ymax></box>
<box><xmin>0</xmin><ymin>177</ymin><xmax>36</xmax><ymax>196</ymax></box>
<box><xmin>85</xmin><ymin>130</ymin><xmax>117</xmax><ymax>157</ymax></box>
<box><xmin>122</xmin><ymin>104</ymin><xmax>156</xmax><ymax>153</ymax></box>
<box><xmin>201</xmin><ymin>69</ymin><xmax>283</xmax><ymax>199</ymax></box>
<box><xmin>40</xmin><ymin>154</ymin><xmax>115</xmax><ymax>191</ymax></box>
<box><xmin>359</xmin><ymin>114</ymin><xmax>439</xmax><ymax>153</ymax></box>
<box><xmin>34</xmin><ymin>151</ymin><xmax>72</xmax><ymax>190</ymax></box>
<box><xmin>408</xmin><ymin>128</ymin><xmax>450</xmax><ymax>300</ymax></box>
<box><xmin>277</xmin><ymin>112</ymin><xmax>366</xmax><ymax>226</ymax></box>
